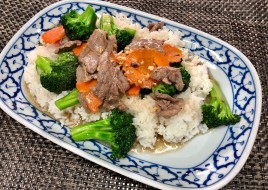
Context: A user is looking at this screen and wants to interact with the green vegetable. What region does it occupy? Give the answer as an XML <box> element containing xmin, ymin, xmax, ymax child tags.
<box><xmin>152</xmin><ymin>82</ymin><xmax>177</xmax><ymax>96</ymax></box>
<box><xmin>201</xmin><ymin>78</ymin><xmax>241</xmax><ymax>128</ymax></box>
<box><xmin>116</xmin><ymin>28</ymin><xmax>136</xmax><ymax>52</ymax></box>
<box><xmin>70</xmin><ymin>108</ymin><xmax>136</xmax><ymax>159</ymax></box>
<box><xmin>55</xmin><ymin>88</ymin><xmax>80</xmax><ymax>110</ymax></box>
<box><xmin>180</xmin><ymin>66</ymin><xmax>191</xmax><ymax>92</ymax></box>
<box><xmin>99</xmin><ymin>14</ymin><xmax>117</xmax><ymax>36</ymax></box>
<box><xmin>61</xmin><ymin>5</ymin><xmax>97</xmax><ymax>40</ymax></box>
<box><xmin>99</xmin><ymin>14</ymin><xmax>136</xmax><ymax>52</ymax></box>
<box><xmin>152</xmin><ymin>65</ymin><xmax>191</xmax><ymax>96</ymax></box>
<box><xmin>36</xmin><ymin>52</ymin><xmax>78</xmax><ymax>94</ymax></box>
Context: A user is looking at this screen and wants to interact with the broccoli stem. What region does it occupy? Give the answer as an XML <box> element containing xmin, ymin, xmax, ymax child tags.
<box><xmin>70</xmin><ymin>118</ymin><xmax>115</xmax><ymax>142</ymax></box>
<box><xmin>72</xmin><ymin>130</ymin><xmax>114</xmax><ymax>142</ymax></box>
<box><xmin>36</xmin><ymin>55</ymin><xmax>52</xmax><ymax>74</ymax></box>
<box><xmin>70</xmin><ymin>118</ymin><xmax>111</xmax><ymax>137</ymax></box>
<box><xmin>99</xmin><ymin>14</ymin><xmax>117</xmax><ymax>35</ymax></box>
<box><xmin>55</xmin><ymin>88</ymin><xmax>80</xmax><ymax>110</ymax></box>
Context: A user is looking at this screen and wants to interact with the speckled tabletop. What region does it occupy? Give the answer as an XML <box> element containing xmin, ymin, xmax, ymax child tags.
<box><xmin>0</xmin><ymin>0</ymin><xmax>267</xmax><ymax>189</ymax></box>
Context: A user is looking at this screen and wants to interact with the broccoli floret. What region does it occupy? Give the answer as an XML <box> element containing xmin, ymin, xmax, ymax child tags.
<box><xmin>180</xmin><ymin>66</ymin><xmax>191</xmax><ymax>92</ymax></box>
<box><xmin>99</xmin><ymin>14</ymin><xmax>136</xmax><ymax>52</ymax></box>
<box><xmin>116</xmin><ymin>28</ymin><xmax>136</xmax><ymax>52</ymax></box>
<box><xmin>61</xmin><ymin>5</ymin><xmax>97</xmax><ymax>40</ymax></box>
<box><xmin>70</xmin><ymin>108</ymin><xmax>136</xmax><ymax>159</ymax></box>
<box><xmin>36</xmin><ymin>52</ymin><xmax>78</xmax><ymax>94</ymax></box>
<box><xmin>152</xmin><ymin>82</ymin><xmax>177</xmax><ymax>96</ymax></box>
<box><xmin>201</xmin><ymin>78</ymin><xmax>241</xmax><ymax>128</ymax></box>
<box><xmin>55</xmin><ymin>88</ymin><xmax>80</xmax><ymax>110</ymax></box>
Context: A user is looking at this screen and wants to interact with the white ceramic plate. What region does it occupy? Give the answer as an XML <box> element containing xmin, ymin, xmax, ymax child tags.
<box><xmin>0</xmin><ymin>1</ymin><xmax>262</xmax><ymax>189</ymax></box>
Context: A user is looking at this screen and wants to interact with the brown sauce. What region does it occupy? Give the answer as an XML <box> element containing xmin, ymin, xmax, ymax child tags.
<box><xmin>131</xmin><ymin>136</ymin><xmax>183</xmax><ymax>154</ymax></box>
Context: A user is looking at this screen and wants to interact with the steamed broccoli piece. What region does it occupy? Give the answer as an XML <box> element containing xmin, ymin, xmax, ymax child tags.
<box><xmin>99</xmin><ymin>14</ymin><xmax>136</xmax><ymax>52</ymax></box>
<box><xmin>152</xmin><ymin>82</ymin><xmax>177</xmax><ymax>96</ymax></box>
<box><xmin>152</xmin><ymin>65</ymin><xmax>191</xmax><ymax>96</ymax></box>
<box><xmin>201</xmin><ymin>79</ymin><xmax>241</xmax><ymax>129</ymax></box>
<box><xmin>61</xmin><ymin>5</ymin><xmax>97</xmax><ymax>40</ymax></box>
<box><xmin>70</xmin><ymin>108</ymin><xmax>136</xmax><ymax>159</ymax></box>
<box><xmin>116</xmin><ymin>28</ymin><xmax>136</xmax><ymax>52</ymax></box>
<box><xmin>180</xmin><ymin>66</ymin><xmax>191</xmax><ymax>92</ymax></box>
<box><xmin>36</xmin><ymin>52</ymin><xmax>78</xmax><ymax>94</ymax></box>
<box><xmin>55</xmin><ymin>88</ymin><xmax>80</xmax><ymax>110</ymax></box>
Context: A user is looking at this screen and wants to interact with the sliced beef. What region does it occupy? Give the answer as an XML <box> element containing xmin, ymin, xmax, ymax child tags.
<box><xmin>150</xmin><ymin>66</ymin><xmax>185</xmax><ymax>91</ymax></box>
<box><xmin>153</xmin><ymin>92</ymin><xmax>184</xmax><ymax>118</ymax></box>
<box><xmin>92</xmin><ymin>52</ymin><xmax>130</xmax><ymax>110</ymax></box>
<box><xmin>57</xmin><ymin>40</ymin><xmax>82</xmax><ymax>53</ymax></box>
<box><xmin>78</xmin><ymin>30</ymin><xmax>116</xmax><ymax>75</ymax></box>
<box><xmin>92</xmin><ymin>52</ymin><xmax>112</xmax><ymax>100</ymax></box>
<box><xmin>79</xmin><ymin>52</ymin><xmax>99</xmax><ymax>74</ymax></box>
<box><xmin>147</xmin><ymin>22</ymin><xmax>164</xmax><ymax>32</ymax></box>
<box><xmin>86</xmin><ymin>29</ymin><xmax>108</xmax><ymax>55</ymax></box>
<box><xmin>76</xmin><ymin>65</ymin><xmax>97</xmax><ymax>82</ymax></box>
<box><xmin>127</xmin><ymin>39</ymin><xmax>164</xmax><ymax>52</ymax></box>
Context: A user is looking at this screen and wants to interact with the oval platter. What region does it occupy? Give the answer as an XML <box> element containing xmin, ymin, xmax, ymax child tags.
<box><xmin>0</xmin><ymin>0</ymin><xmax>262</xmax><ymax>189</ymax></box>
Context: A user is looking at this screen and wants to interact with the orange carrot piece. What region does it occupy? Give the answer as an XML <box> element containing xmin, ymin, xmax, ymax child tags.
<box><xmin>85</xmin><ymin>92</ymin><xmax>102</xmax><ymax>113</ymax></box>
<box><xmin>163</xmin><ymin>44</ymin><xmax>182</xmax><ymax>57</ymax></box>
<box><xmin>154</xmin><ymin>51</ymin><xmax>169</xmax><ymax>66</ymax></box>
<box><xmin>41</xmin><ymin>26</ymin><xmax>65</xmax><ymax>44</ymax></box>
<box><xmin>76</xmin><ymin>80</ymin><xmax>97</xmax><ymax>92</ymax></box>
<box><xmin>126</xmin><ymin>85</ymin><xmax>141</xmax><ymax>96</ymax></box>
<box><xmin>167</xmin><ymin>55</ymin><xmax>182</xmax><ymax>63</ymax></box>
<box><xmin>73</xmin><ymin>43</ymin><xmax>87</xmax><ymax>56</ymax></box>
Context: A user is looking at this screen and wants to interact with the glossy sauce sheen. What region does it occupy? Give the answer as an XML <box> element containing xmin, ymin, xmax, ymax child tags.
<box><xmin>132</xmin><ymin>136</ymin><xmax>183</xmax><ymax>154</ymax></box>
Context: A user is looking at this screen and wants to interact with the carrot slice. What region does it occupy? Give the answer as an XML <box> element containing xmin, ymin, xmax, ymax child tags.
<box><xmin>84</xmin><ymin>92</ymin><xmax>102</xmax><ymax>113</ymax></box>
<box><xmin>167</xmin><ymin>55</ymin><xmax>183</xmax><ymax>63</ymax></box>
<box><xmin>126</xmin><ymin>85</ymin><xmax>141</xmax><ymax>96</ymax></box>
<box><xmin>41</xmin><ymin>26</ymin><xmax>65</xmax><ymax>44</ymax></box>
<box><xmin>73</xmin><ymin>43</ymin><xmax>87</xmax><ymax>56</ymax></box>
<box><xmin>163</xmin><ymin>44</ymin><xmax>182</xmax><ymax>57</ymax></box>
<box><xmin>154</xmin><ymin>51</ymin><xmax>169</xmax><ymax>66</ymax></box>
<box><xmin>76</xmin><ymin>80</ymin><xmax>97</xmax><ymax>92</ymax></box>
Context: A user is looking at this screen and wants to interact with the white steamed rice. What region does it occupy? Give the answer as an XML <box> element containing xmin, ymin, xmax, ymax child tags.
<box><xmin>23</xmin><ymin>14</ymin><xmax>212</xmax><ymax>149</ymax></box>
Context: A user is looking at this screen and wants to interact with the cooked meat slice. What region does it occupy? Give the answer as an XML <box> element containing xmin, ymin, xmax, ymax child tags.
<box><xmin>127</xmin><ymin>39</ymin><xmax>164</xmax><ymax>52</ymax></box>
<box><xmin>154</xmin><ymin>92</ymin><xmax>179</xmax><ymax>102</ymax></box>
<box><xmin>79</xmin><ymin>52</ymin><xmax>99</xmax><ymax>74</ymax></box>
<box><xmin>150</xmin><ymin>66</ymin><xmax>185</xmax><ymax>91</ymax></box>
<box><xmin>56</xmin><ymin>40</ymin><xmax>82</xmax><ymax>53</ymax></box>
<box><xmin>78</xmin><ymin>30</ymin><xmax>117</xmax><ymax>78</ymax></box>
<box><xmin>117</xmin><ymin>69</ymin><xmax>130</xmax><ymax>93</ymax></box>
<box><xmin>76</xmin><ymin>65</ymin><xmax>97</xmax><ymax>82</ymax></box>
<box><xmin>153</xmin><ymin>92</ymin><xmax>184</xmax><ymax>118</ymax></box>
<box><xmin>92</xmin><ymin>52</ymin><xmax>112</xmax><ymax>100</ymax></box>
<box><xmin>87</xmin><ymin>29</ymin><xmax>108</xmax><ymax>55</ymax></box>
<box><xmin>106</xmin><ymin>35</ymin><xmax>117</xmax><ymax>53</ymax></box>
<box><xmin>147</xmin><ymin>22</ymin><xmax>164</xmax><ymax>32</ymax></box>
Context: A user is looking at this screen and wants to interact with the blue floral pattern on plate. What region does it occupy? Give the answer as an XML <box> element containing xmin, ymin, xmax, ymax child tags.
<box><xmin>0</xmin><ymin>1</ymin><xmax>261</xmax><ymax>189</ymax></box>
